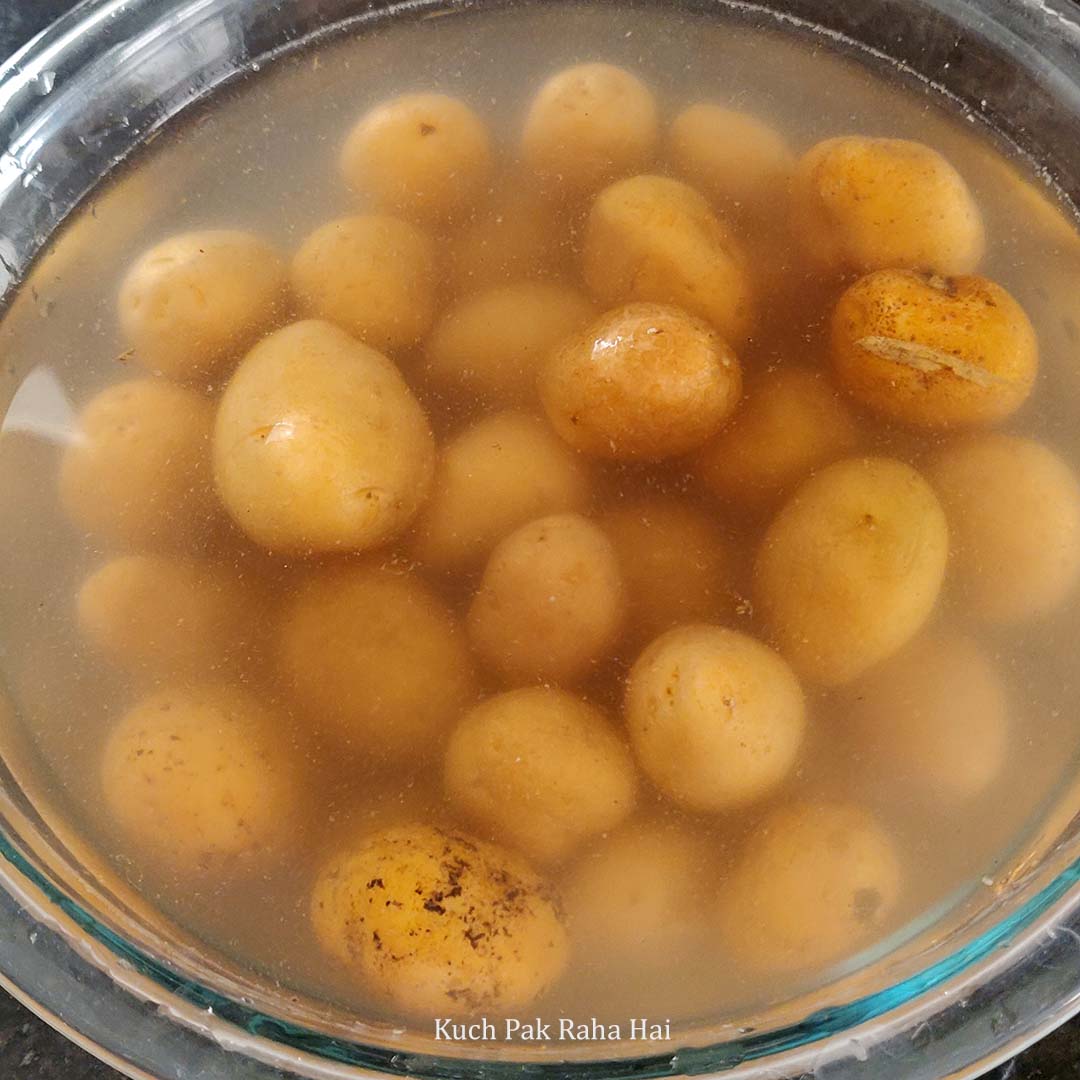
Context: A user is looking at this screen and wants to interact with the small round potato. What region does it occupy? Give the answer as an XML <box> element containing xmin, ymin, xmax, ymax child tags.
<box><xmin>694</xmin><ymin>367</ymin><xmax>861</xmax><ymax>508</ymax></box>
<box><xmin>521</xmin><ymin>63</ymin><xmax>659</xmax><ymax>198</ymax></box>
<box><xmin>625</xmin><ymin>625</ymin><xmax>805</xmax><ymax>812</ymax></box>
<box><xmin>412</xmin><ymin>411</ymin><xmax>590</xmax><ymax>570</ymax></box>
<box><xmin>755</xmin><ymin>457</ymin><xmax>948</xmax><ymax>685</ymax></box>
<box><xmin>101</xmin><ymin>684</ymin><xmax>295</xmax><ymax>872</ymax></box>
<box><xmin>118</xmin><ymin>230</ymin><xmax>287</xmax><ymax>380</ymax></box>
<box><xmin>717</xmin><ymin>801</ymin><xmax>902</xmax><ymax>972</ymax></box>
<box><xmin>444</xmin><ymin>687</ymin><xmax>637</xmax><ymax>862</ymax></box>
<box><xmin>311</xmin><ymin>823</ymin><xmax>568</xmax><ymax>1017</ymax></box>
<box><xmin>830</xmin><ymin>270</ymin><xmax>1038</xmax><ymax>428</ymax></box>
<box><xmin>930</xmin><ymin>434</ymin><xmax>1080</xmax><ymax>623</ymax></box>
<box><xmin>59</xmin><ymin>378</ymin><xmax>216</xmax><ymax>549</ymax></box>
<box><xmin>791</xmin><ymin>136</ymin><xmax>985</xmax><ymax>275</ymax></box>
<box><xmin>583</xmin><ymin>176</ymin><xmax>754</xmax><ymax>342</ymax></box>
<box><xmin>340</xmin><ymin>93</ymin><xmax>492</xmax><ymax>224</ymax></box>
<box><xmin>468</xmin><ymin>512</ymin><xmax>624</xmax><ymax>684</ymax></box>
<box><xmin>277</xmin><ymin>562</ymin><xmax>474</xmax><ymax>759</ymax></box>
<box><xmin>213</xmin><ymin>320</ymin><xmax>435</xmax><ymax>553</ymax></box>
<box><xmin>539</xmin><ymin>302</ymin><xmax>742</xmax><ymax>460</ymax></box>
<box><xmin>425</xmin><ymin>281</ymin><xmax>595</xmax><ymax>403</ymax></box>
<box><xmin>291</xmin><ymin>215</ymin><xmax>437</xmax><ymax>352</ymax></box>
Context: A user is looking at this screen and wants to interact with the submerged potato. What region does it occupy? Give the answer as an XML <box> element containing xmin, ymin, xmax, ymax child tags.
<box><xmin>583</xmin><ymin>175</ymin><xmax>754</xmax><ymax>342</ymax></box>
<box><xmin>540</xmin><ymin>302</ymin><xmax>742</xmax><ymax>460</ymax></box>
<box><xmin>792</xmin><ymin>136</ymin><xmax>985</xmax><ymax>275</ymax></box>
<box><xmin>930</xmin><ymin>434</ymin><xmax>1080</xmax><ymax>622</ymax></box>
<box><xmin>468</xmin><ymin>512</ymin><xmax>624</xmax><ymax>684</ymax></box>
<box><xmin>755</xmin><ymin>457</ymin><xmax>948</xmax><ymax>685</ymax></box>
<box><xmin>445</xmin><ymin>687</ymin><xmax>637</xmax><ymax>862</ymax></box>
<box><xmin>118</xmin><ymin>230</ymin><xmax>287</xmax><ymax>379</ymax></box>
<box><xmin>311</xmin><ymin>824</ymin><xmax>568</xmax><ymax>1016</ymax></box>
<box><xmin>626</xmin><ymin>625</ymin><xmax>805</xmax><ymax>812</ymax></box>
<box><xmin>213</xmin><ymin>320</ymin><xmax>434</xmax><ymax>553</ymax></box>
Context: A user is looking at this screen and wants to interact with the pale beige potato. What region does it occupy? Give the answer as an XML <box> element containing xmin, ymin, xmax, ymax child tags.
<box><xmin>521</xmin><ymin>63</ymin><xmax>659</xmax><ymax>198</ymax></box>
<box><xmin>340</xmin><ymin>93</ymin><xmax>492</xmax><ymax>224</ymax></box>
<box><xmin>277</xmin><ymin>561</ymin><xmax>474</xmax><ymax>759</ymax></box>
<box><xmin>717</xmin><ymin>801</ymin><xmax>902</xmax><ymax>972</ymax></box>
<box><xmin>626</xmin><ymin>624</ymin><xmax>805</xmax><ymax>812</ymax></box>
<box><xmin>118</xmin><ymin>230</ymin><xmax>287</xmax><ymax>380</ymax></box>
<box><xmin>412</xmin><ymin>411</ymin><xmax>590</xmax><ymax>570</ymax></box>
<box><xmin>291</xmin><ymin>216</ymin><xmax>437</xmax><ymax>352</ymax></box>
<box><xmin>444</xmin><ymin>687</ymin><xmax>637</xmax><ymax>862</ymax></box>
<box><xmin>59</xmin><ymin>378</ymin><xmax>216</xmax><ymax>549</ymax></box>
<box><xmin>311</xmin><ymin>823</ymin><xmax>568</xmax><ymax>1016</ymax></box>
<box><xmin>540</xmin><ymin>302</ymin><xmax>742</xmax><ymax>460</ymax></box>
<box><xmin>582</xmin><ymin>175</ymin><xmax>754</xmax><ymax>342</ymax></box>
<box><xmin>930</xmin><ymin>434</ymin><xmax>1080</xmax><ymax>623</ymax></box>
<box><xmin>213</xmin><ymin>320</ymin><xmax>434</xmax><ymax>553</ymax></box>
<box><xmin>791</xmin><ymin>136</ymin><xmax>985</xmax><ymax>275</ymax></box>
<box><xmin>468</xmin><ymin>512</ymin><xmax>624</xmax><ymax>684</ymax></box>
<box><xmin>425</xmin><ymin>281</ymin><xmax>595</xmax><ymax>403</ymax></box>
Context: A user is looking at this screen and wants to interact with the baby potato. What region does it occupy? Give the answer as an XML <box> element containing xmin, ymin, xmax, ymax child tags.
<box><xmin>59</xmin><ymin>378</ymin><xmax>216</xmax><ymax>549</ymax></box>
<box><xmin>425</xmin><ymin>281</ymin><xmax>595</xmax><ymax>404</ymax></box>
<box><xmin>340</xmin><ymin>93</ymin><xmax>492</xmax><ymax>224</ymax></box>
<box><xmin>625</xmin><ymin>625</ymin><xmax>805</xmax><ymax>812</ymax></box>
<box><xmin>583</xmin><ymin>175</ymin><xmax>754</xmax><ymax>342</ymax></box>
<box><xmin>755</xmin><ymin>457</ymin><xmax>948</xmax><ymax>685</ymax></box>
<box><xmin>539</xmin><ymin>302</ymin><xmax>742</xmax><ymax>460</ymax></box>
<box><xmin>101</xmin><ymin>684</ymin><xmax>295</xmax><ymax>872</ymax></box>
<box><xmin>291</xmin><ymin>215</ymin><xmax>437</xmax><ymax>352</ymax></box>
<box><xmin>930</xmin><ymin>434</ymin><xmax>1080</xmax><ymax>622</ymax></box>
<box><xmin>118</xmin><ymin>230</ymin><xmax>287</xmax><ymax>380</ymax></box>
<box><xmin>277</xmin><ymin>562</ymin><xmax>474</xmax><ymax>760</ymax></box>
<box><xmin>717</xmin><ymin>801</ymin><xmax>902</xmax><ymax>972</ymax></box>
<box><xmin>521</xmin><ymin>63</ymin><xmax>659</xmax><ymax>198</ymax></box>
<box><xmin>413</xmin><ymin>411</ymin><xmax>590</xmax><ymax>570</ymax></box>
<box><xmin>444</xmin><ymin>687</ymin><xmax>637</xmax><ymax>863</ymax></box>
<box><xmin>213</xmin><ymin>320</ymin><xmax>434</xmax><ymax>553</ymax></box>
<box><xmin>830</xmin><ymin>270</ymin><xmax>1038</xmax><ymax>428</ymax></box>
<box><xmin>468</xmin><ymin>512</ymin><xmax>624</xmax><ymax>684</ymax></box>
<box><xmin>791</xmin><ymin>136</ymin><xmax>985</xmax><ymax>275</ymax></box>
<box><xmin>311</xmin><ymin>824</ymin><xmax>568</xmax><ymax>1017</ymax></box>
<box><xmin>694</xmin><ymin>367</ymin><xmax>861</xmax><ymax>508</ymax></box>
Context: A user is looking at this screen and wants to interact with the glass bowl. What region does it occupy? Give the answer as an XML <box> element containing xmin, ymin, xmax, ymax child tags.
<box><xmin>4</xmin><ymin>1</ymin><xmax>1080</xmax><ymax>1077</ymax></box>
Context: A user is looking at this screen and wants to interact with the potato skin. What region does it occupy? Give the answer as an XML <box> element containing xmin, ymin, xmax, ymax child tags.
<box><xmin>755</xmin><ymin>457</ymin><xmax>948</xmax><ymax>685</ymax></box>
<box><xmin>625</xmin><ymin>625</ymin><xmax>805</xmax><ymax>812</ymax></box>
<box><xmin>213</xmin><ymin>320</ymin><xmax>434</xmax><ymax>553</ymax></box>
<box><xmin>540</xmin><ymin>302</ymin><xmax>742</xmax><ymax>460</ymax></box>
<box><xmin>830</xmin><ymin>270</ymin><xmax>1038</xmax><ymax>428</ymax></box>
<box><xmin>311</xmin><ymin>823</ymin><xmax>568</xmax><ymax>1016</ymax></box>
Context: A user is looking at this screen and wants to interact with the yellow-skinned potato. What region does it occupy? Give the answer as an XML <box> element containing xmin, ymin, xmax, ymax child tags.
<box><xmin>277</xmin><ymin>562</ymin><xmax>474</xmax><ymax>759</ymax></box>
<box><xmin>412</xmin><ymin>411</ymin><xmax>590</xmax><ymax>570</ymax></box>
<box><xmin>930</xmin><ymin>434</ymin><xmax>1080</xmax><ymax>623</ymax></box>
<box><xmin>626</xmin><ymin>625</ymin><xmax>805</xmax><ymax>812</ymax></box>
<box><xmin>213</xmin><ymin>320</ymin><xmax>434</xmax><ymax>553</ymax></box>
<box><xmin>291</xmin><ymin>216</ymin><xmax>437</xmax><ymax>352</ymax></box>
<box><xmin>468</xmin><ymin>512</ymin><xmax>624</xmax><ymax>684</ymax></box>
<box><xmin>444</xmin><ymin>687</ymin><xmax>636</xmax><ymax>863</ymax></box>
<box><xmin>540</xmin><ymin>302</ymin><xmax>742</xmax><ymax>460</ymax></box>
<box><xmin>118</xmin><ymin>230</ymin><xmax>287</xmax><ymax>380</ymax></box>
<box><xmin>521</xmin><ymin>63</ymin><xmax>659</xmax><ymax>198</ymax></box>
<box><xmin>311</xmin><ymin>824</ymin><xmax>567</xmax><ymax>1017</ymax></box>
<box><xmin>425</xmin><ymin>281</ymin><xmax>595</xmax><ymax>403</ymax></box>
<box><xmin>583</xmin><ymin>175</ymin><xmax>754</xmax><ymax>342</ymax></box>
<box><xmin>830</xmin><ymin>270</ymin><xmax>1038</xmax><ymax>428</ymax></box>
<box><xmin>340</xmin><ymin>93</ymin><xmax>492</xmax><ymax>224</ymax></box>
<box><xmin>755</xmin><ymin>457</ymin><xmax>948</xmax><ymax>685</ymax></box>
<box><xmin>792</xmin><ymin>136</ymin><xmax>985</xmax><ymax>275</ymax></box>
<box><xmin>718</xmin><ymin>801</ymin><xmax>902</xmax><ymax>972</ymax></box>
<box><xmin>695</xmin><ymin>367</ymin><xmax>860</xmax><ymax>507</ymax></box>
